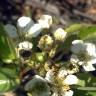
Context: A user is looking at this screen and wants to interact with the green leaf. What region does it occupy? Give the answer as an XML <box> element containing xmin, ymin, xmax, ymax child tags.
<box><xmin>73</xmin><ymin>73</ymin><xmax>96</xmax><ymax>96</ymax></box>
<box><xmin>78</xmin><ymin>25</ymin><xmax>96</xmax><ymax>40</ymax></box>
<box><xmin>74</xmin><ymin>89</ymin><xmax>96</xmax><ymax>96</ymax></box>
<box><xmin>65</xmin><ymin>24</ymin><xmax>82</xmax><ymax>33</ymax></box>
<box><xmin>77</xmin><ymin>73</ymin><xmax>96</xmax><ymax>87</ymax></box>
<box><xmin>0</xmin><ymin>23</ymin><xmax>16</xmax><ymax>63</ymax></box>
<box><xmin>0</xmin><ymin>67</ymin><xmax>19</xmax><ymax>92</ymax></box>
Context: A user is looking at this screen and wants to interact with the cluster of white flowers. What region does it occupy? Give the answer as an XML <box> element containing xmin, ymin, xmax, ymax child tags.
<box><xmin>4</xmin><ymin>15</ymin><xmax>53</xmax><ymax>39</ymax></box>
<box><xmin>3</xmin><ymin>13</ymin><xmax>96</xmax><ymax>96</ymax></box>
<box><xmin>70</xmin><ymin>40</ymin><xmax>96</xmax><ymax>71</ymax></box>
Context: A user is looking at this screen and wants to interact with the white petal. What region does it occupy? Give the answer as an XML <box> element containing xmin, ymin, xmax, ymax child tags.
<box><xmin>24</xmin><ymin>75</ymin><xmax>50</xmax><ymax>96</ymax></box>
<box><xmin>83</xmin><ymin>63</ymin><xmax>95</xmax><ymax>71</ymax></box>
<box><xmin>17</xmin><ymin>16</ymin><xmax>34</xmax><ymax>34</ymax></box>
<box><xmin>17</xmin><ymin>16</ymin><xmax>33</xmax><ymax>27</ymax></box>
<box><xmin>88</xmin><ymin>58</ymin><xmax>96</xmax><ymax>65</ymax></box>
<box><xmin>38</xmin><ymin>15</ymin><xmax>52</xmax><ymax>28</ymax></box>
<box><xmin>63</xmin><ymin>90</ymin><xmax>74</xmax><ymax>96</ymax></box>
<box><xmin>4</xmin><ymin>24</ymin><xmax>18</xmax><ymax>38</ymax></box>
<box><xmin>84</xmin><ymin>43</ymin><xmax>96</xmax><ymax>56</ymax></box>
<box><xmin>26</xmin><ymin>23</ymin><xmax>42</xmax><ymax>38</ymax></box>
<box><xmin>53</xmin><ymin>28</ymin><xmax>67</xmax><ymax>41</ymax></box>
<box><xmin>18</xmin><ymin>41</ymin><xmax>33</xmax><ymax>50</ymax></box>
<box><xmin>71</xmin><ymin>40</ymin><xmax>84</xmax><ymax>54</ymax></box>
<box><xmin>45</xmin><ymin>70</ymin><xmax>54</xmax><ymax>83</ymax></box>
<box><xmin>64</xmin><ymin>75</ymin><xmax>78</xmax><ymax>85</ymax></box>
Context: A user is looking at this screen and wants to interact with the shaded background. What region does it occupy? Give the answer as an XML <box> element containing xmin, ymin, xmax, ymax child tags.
<box><xmin>0</xmin><ymin>0</ymin><xmax>96</xmax><ymax>25</ymax></box>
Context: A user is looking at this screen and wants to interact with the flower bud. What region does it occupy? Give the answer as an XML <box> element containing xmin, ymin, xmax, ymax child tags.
<box><xmin>38</xmin><ymin>15</ymin><xmax>52</xmax><ymax>28</ymax></box>
<box><xmin>25</xmin><ymin>23</ymin><xmax>42</xmax><ymax>38</ymax></box>
<box><xmin>53</xmin><ymin>28</ymin><xmax>67</xmax><ymax>42</ymax></box>
<box><xmin>17</xmin><ymin>16</ymin><xmax>34</xmax><ymax>36</ymax></box>
<box><xmin>38</xmin><ymin>35</ymin><xmax>54</xmax><ymax>52</ymax></box>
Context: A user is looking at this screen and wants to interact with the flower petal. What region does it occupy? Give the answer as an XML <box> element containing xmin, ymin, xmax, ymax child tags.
<box><xmin>83</xmin><ymin>63</ymin><xmax>95</xmax><ymax>71</ymax></box>
<box><xmin>38</xmin><ymin>15</ymin><xmax>52</xmax><ymax>28</ymax></box>
<box><xmin>18</xmin><ymin>41</ymin><xmax>33</xmax><ymax>50</ymax></box>
<box><xmin>24</xmin><ymin>75</ymin><xmax>50</xmax><ymax>96</ymax></box>
<box><xmin>53</xmin><ymin>28</ymin><xmax>67</xmax><ymax>41</ymax></box>
<box><xmin>17</xmin><ymin>16</ymin><xmax>34</xmax><ymax>34</ymax></box>
<box><xmin>71</xmin><ymin>40</ymin><xmax>84</xmax><ymax>54</ymax></box>
<box><xmin>64</xmin><ymin>75</ymin><xmax>78</xmax><ymax>85</ymax></box>
<box><xmin>4</xmin><ymin>24</ymin><xmax>18</xmax><ymax>38</ymax></box>
<box><xmin>84</xmin><ymin>43</ymin><xmax>96</xmax><ymax>56</ymax></box>
<box><xmin>26</xmin><ymin>23</ymin><xmax>42</xmax><ymax>38</ymax></box>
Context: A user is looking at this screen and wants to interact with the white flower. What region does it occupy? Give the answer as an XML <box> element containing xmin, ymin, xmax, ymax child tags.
<box><xmin>63</xmin><ymin>75</ymin><xmax>78</xmax><ymax>85</ymax></box>
<box><xmin>18</xmin><ymin>41</ymin><xmax>33</xmax><ymax>50</ymax></box>
<box><xmin>17</xmin><ymin>16</ymin><xmax>34</xmax><ymax>34</ymax></box>
<box><xmin>70</xmin><ymin>40</ymin><xmax>96</xmax><ymax>71</ymax></box>
<box><xmin>17</xmin><ymin>16</ymin><xmax>34</xmax><ymax>28</ymax></box>
<box><xmin>53</xmin><ymin>28</ymin><xmax>67</xmax><ymax>41</ymax></box>
<box><xmin>71</xmin><ymin>40</ymin><xmax>84</xmax><ymax>54</ymax></box>
<box><xmin>4</xmin><ymin>24</ymin><xmax>18</xmax><ymax>38</ymax></box>
<box><xmin>24</xmin><ymin>75</ymin><xmax>50</xmax><ymax>96</ymax></box>
<box><xmin>45</xmin><ymin>69</ymin><xmax>55</xmax><ymax>83</ymax></box>
<box><xmin>25</xmin><ymin>23</ymin><xmax>42</xmax><ymax>38</ymax></box>
<box><xmin>38</xmin><ymin>15</ymin><xmax>52</xmax><ymax>28</ymax></box>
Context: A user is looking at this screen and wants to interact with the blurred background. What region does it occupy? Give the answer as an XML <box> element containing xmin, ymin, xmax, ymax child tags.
<box><xmin>0</xmin><ymin>0</ymin><xmax>96</xmax><ymax>26</ymax></box>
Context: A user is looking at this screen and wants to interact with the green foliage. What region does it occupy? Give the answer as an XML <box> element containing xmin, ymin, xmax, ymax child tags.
<box><xmin>73</xmin><ymin>73</ymin><xmax>96</xmax><ymax>96</ymax></box>
<box><xmin>0</xmin><ymin>67</ymin><xmax>19</xmax><ymax>92</ymax></box>
<box><xmin>65</xmin><ymin>24</ymin><xmax>82</xmax><ymax>33</ymax></box>
<box><xmin>0</xmin><ymin>23</ymin><xmax>16</xmax><ymax>63</ymax></box>
<box><xmin>78</xmin><ymin>25</ymin><xmax>96</xmax><ymax>40</ymax></box>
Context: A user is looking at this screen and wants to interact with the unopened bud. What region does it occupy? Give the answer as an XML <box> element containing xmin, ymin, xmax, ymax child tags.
<box><xmin>38</xmin><ymin>15</ymin><xmax>52</xmax><ymax>28</ymax></box>
<box><xmin>38</xmin><ymin>35</ymin><xmax>54</xmax><ymax>52</ymax></box>
<box><xmin>54</xmin><ymin>28</ymin><xmax>67</xmax><ymax>42</ymax></box>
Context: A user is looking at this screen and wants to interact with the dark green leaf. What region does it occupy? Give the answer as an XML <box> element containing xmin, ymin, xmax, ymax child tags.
<box><xmin>0</xmin><ymin>23</ymin><xmax>16</xmax><ymax>63</ymax></box>
<box><xmin>0</xmin><ymin>67</ymin><xmax>19</xmax><ymax>92</ymax></box>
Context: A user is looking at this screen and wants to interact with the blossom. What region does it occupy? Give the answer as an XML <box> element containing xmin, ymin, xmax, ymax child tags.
<box><xmin>70</xmin><ymin>40</ymin><xmax>96</xmax><ymax>71</ymax></box>
<box><xmin>17</xmin><ymin>41</ymin><xmax>33</xmax><ymax>58</ymax></box>
<box><xmin>24</xmin><ymin>75</ymin><xmax>51</xmax><ymax>96</ymax></box>
<box><xmin>4</xmin><ymin>24</ymin><xmax>18</xmax><ymax>38</ymax></box>
<box><xmin>38</xmin><ymin>15</ymin><xmax>52</xmax><ymax>28</ymax></box>
<box><xmin>17</xmin><ymin>16</ymin><xmax>34</xmax><ymax>33</ymax></box>
<box><xmin>53</xmin><ymin>28</ymin><xmax>67</xmax><ymax>41</ymax></box>
<box><xmin>17</xmin><ymin>15</ymin><xmax>52</xmax><ymax>38</ymax></box>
